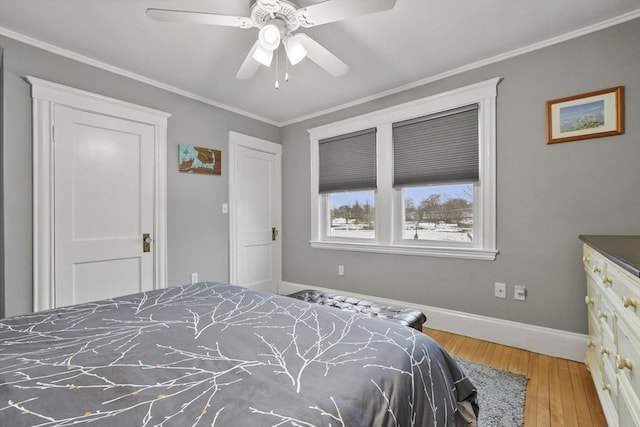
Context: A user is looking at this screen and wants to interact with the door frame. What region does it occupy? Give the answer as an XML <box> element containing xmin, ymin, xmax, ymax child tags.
<box><xmin>27</xmin><ymin>76</ymin><xmax>171</xmax><ymax>312</ymax></box>
<box><xmin>228</xmin><ymin>130</ymin><xmax>282</xmax><ymax>292</ymax></box>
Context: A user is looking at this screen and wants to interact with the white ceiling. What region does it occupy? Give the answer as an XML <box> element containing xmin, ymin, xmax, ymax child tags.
<box><xmin>1</xmin><ymin>0</ymin><xmax>638</xmax><ymax>125</ymax></box>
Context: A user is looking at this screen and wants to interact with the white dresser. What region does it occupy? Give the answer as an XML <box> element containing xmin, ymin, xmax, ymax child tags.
<box><xmin>581</xmin><ymin>235</ymin><xmax>640</xmax><ymax>426</ymax></box>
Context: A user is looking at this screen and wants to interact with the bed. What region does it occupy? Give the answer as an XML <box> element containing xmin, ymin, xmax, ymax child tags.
<box><xmin>0</xmin><ymin>282</ymin><xmax>477</xmax><ymax>426</ymax></box>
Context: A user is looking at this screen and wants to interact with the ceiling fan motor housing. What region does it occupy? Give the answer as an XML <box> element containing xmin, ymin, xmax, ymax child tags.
<box><xmin>251</xmin><ymin>0</ymin><xmax>301</xmax><ymax>33</ymax></box>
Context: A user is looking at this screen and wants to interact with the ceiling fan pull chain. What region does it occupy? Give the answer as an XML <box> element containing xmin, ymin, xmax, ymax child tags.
<box><xmin>275</xmin><ymin>48</ymin><xmax>280</xmax><ymax>89</ymax></box>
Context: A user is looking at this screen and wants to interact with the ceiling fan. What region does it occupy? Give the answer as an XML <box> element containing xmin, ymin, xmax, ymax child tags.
<box><xmin>147</xmin><ymin>0</ymin><xmax>397</xmax><ymax>82</ymax></box>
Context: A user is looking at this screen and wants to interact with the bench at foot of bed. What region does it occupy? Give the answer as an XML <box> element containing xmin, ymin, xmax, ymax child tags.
<box><xmin>287</xmin><ymin>289</ymin><xmax>426</xmax><ymax>331</ymax></box>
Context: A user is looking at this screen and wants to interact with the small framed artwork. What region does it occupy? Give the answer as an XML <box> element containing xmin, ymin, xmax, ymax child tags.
<box><xmin>546</xmin><ymin>86</ymin><xmax>624</xmax><ymax>144</ymax></box>
<box><xmin>178</xmin><ymin>144</ymin><xmax>222</xmax><ymax>175</ymax></box>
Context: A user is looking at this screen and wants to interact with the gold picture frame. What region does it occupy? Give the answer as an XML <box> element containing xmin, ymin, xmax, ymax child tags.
<box><xmin>546</xmin><ymin>86</ymin><xmax>624</xmax><ymax>144</ymax></box>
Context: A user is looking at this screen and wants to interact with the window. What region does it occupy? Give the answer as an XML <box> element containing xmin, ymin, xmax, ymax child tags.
<box><xmin>319</xmin><ymin>128</ymin><xmax>377</xmax><ymax>240</ymax></box>
<box><xmin>400</xmin><ymin>183</ymin><xmax>473</xmax><ymax>242</ymax></box>
<box><xmin>393</xmin><ymin>105</ymin><xmax>479</xmax><ymax>245</ymax></box>
<box><xmin>327</xmin><ymin>190</ymin><xmax>375</xmax><ymax>239</ymax></box>
<box><xmin>309</xmin><ymin>78</ymin><xmax>499</xmax><ymax>260</ymax></box>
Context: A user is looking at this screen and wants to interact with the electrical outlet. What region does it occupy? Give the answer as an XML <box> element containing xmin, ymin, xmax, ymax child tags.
<box><xmin>191</xmin><ymin>272</ymin><xmax>198</xmax><ymax>284</ymax></box>
<box><xmin>494</xmin><ymin>282</ymin><xmax>506</xmax><ymax>298</ymax></box>
<box><xmin>338</xmin><ymin>265</ymin><xmax>344</xmax><ymax>276</ymax></box>
<box><xmin>514</xmin><ymin>285</ymin><xmax>526</xmax><ymax>301</ymax></box>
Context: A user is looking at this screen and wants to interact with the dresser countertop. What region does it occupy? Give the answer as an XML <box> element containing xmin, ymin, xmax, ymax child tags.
<box><xmin>579</xmin><ymin>235</ymin><xmax>640</xmax><ymax>278</ymax></box>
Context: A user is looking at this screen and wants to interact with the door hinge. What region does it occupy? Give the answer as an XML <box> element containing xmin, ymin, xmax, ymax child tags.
<box><xmin>272</xmin><ymin>227</ymin><xmax>278</xmax><ymax>241</ymax></box>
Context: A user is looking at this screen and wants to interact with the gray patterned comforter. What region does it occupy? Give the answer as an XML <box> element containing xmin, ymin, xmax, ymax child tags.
<box><xmin>0</xmin><ymin>282</ymin><xmax>477</xmax><ymax>426</ymax></box>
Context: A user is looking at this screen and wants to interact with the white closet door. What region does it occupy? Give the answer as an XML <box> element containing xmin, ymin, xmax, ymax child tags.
<box><xmin>54</xmin><ymin>105</ymin><xmax>155</xmax><ymax>306</ymax></box>
<box><xmin>229</xmin><ymin>131</ymin><xmax>282</xmax><ymax>294</ymax></box>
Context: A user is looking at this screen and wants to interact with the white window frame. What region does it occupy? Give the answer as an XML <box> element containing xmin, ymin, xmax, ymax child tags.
<box><xmin>309</xmin><ymin>78</ymin><xmax>500</xmax><ymax>261</ymax></box>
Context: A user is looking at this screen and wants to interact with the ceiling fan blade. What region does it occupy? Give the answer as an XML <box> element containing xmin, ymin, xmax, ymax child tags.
<box><xmin>294</xmin><ymin>34</ymin><xmax>349</xmax><ymax>77</ymax></box>
<box><xmin>146</xmin><ymin>8</ymin><xmax>253</xmax><ymax>28</ymax></box>
<box><xmin>236</xmin><ymin>41</ymin><xmax>263</xmax><ymax>79</ymax></box>
<box><xmin>297</xmin><ymin>0</ymin><xmax>396</xmax><ymax>27</ymax></box>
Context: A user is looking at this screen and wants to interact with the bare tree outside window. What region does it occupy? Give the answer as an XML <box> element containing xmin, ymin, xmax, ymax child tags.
<box><xmin>328</xmin><ymin>191</ymin><xmax>375</xmax><ymax>238</ymax></box>
<box><xmin>402</xmin><ymin>184</ymin><xmax>473</xmax><ymax>242</ymax></box>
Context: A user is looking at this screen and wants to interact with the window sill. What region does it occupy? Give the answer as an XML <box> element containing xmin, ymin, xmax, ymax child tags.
<box><xmin>309</xmin><ymin>240</ymin><xmax>498</xmax><ymax>260</ymax></box>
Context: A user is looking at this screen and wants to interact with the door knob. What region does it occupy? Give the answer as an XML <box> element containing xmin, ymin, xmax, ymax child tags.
<box><xmin>143</xmin><ymin>233</ymin><xmax>152</xmax><ymax>252</ymax></box>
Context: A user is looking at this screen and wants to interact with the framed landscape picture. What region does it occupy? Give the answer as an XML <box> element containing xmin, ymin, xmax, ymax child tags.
<box><xmin>546</xmin><ymin>86</ymin><xmax>623</xmax><ymax>144</ymax></box>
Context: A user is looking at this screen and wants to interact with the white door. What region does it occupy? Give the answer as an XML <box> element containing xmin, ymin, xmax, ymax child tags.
<box><xmin>53</xmin><ymin>105</ymin><xmax>155</xmax><ymax>306</ymax></box>
<box><xmin>229</xmin><ymin>131</ymin><xmax>282</xmax><ymax>294</ymax></box>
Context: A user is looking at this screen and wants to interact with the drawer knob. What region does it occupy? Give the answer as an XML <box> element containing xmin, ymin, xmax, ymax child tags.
<box><xmin>588</xmin><ymin>338</ymin><xmax>596</xmax><ymax>348</ymax></box>
<box><xmin>602</xmin><ymin>383</ymin><xmax>612</xmax><ymax>392</ymax></box>
<box><xmin>602</xmin><ymin>276</ymin><xmax>613</xmax><ymax>286</ymax></box>
<box><xmin>593</xmin><ymin>266</ymin><xmax>601</xmax><ymax>273</ymax></box>
<box><xmin>585</xmin><ymin>296</ymin><xmax>594</xmax><ymax>305</ymax></box>
<box><xmin>600</xmin><ymin>346</ymin><xmax>610</xmax><ymax>355</ymax></box>
<box><xmin>583</xmin><ymin>255</ymin><xmax>590</xmax><ymax>263</ymax></box>
<box><xmin>598</xmin><ymin>311</ymin><xmax>608</xmax><ymax>319</ymax></box>
<box><xmin>622</xmin><ymin>297</ymin><xmax>638</xmax><ymax>309</ymax></box>
<box><xmin>616</xmin><ymin>355</ymin><xmax>634</xmax><ymax>371</ymax></box>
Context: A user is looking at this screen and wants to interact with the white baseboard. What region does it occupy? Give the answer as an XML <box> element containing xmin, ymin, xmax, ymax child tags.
<box><xmin>279</xmin><ymin>281</ymin><xmax>587</xmax><ymax>362</ymax></box>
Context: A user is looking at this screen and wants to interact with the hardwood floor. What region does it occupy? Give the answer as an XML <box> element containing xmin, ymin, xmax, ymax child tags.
<box><xmin>423</xmin><ymin>328</ymin><xmax>607</xmax><ymax>427</ymax></box>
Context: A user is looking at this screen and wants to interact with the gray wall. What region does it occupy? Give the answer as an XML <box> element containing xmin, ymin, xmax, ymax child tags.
<box><xmin>281</xmin><ymin>19</ymin><xmax>640</xmax><ymax>334</ymax></box>
<box><xmin>0</xmin><ymin>35</ymin><xmax>279</xmax><ymax>317</ymax></box>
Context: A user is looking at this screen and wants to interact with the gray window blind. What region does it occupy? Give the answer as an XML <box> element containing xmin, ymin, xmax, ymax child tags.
<box><xmin>319</xmin><ymin>128</ymin><xmax>377</xmax><ymax>193</ymax></box>
<box><xmin>393</xmin><ymin>104</ymin><xmax>479</xmax><ymax>187</ymax></box>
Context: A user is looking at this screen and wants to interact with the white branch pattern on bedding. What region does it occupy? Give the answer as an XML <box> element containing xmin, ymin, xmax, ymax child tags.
<box><xmin>0</xmin><ymin>283</ymin><xmax>476</xmax><ymax>426</ymax></box>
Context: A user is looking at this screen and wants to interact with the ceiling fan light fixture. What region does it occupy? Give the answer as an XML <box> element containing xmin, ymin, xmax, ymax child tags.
<box><xmin>147</xmin><ymin>0</ymin><xmax>397</xmax><ymax>81</ymax></box>
<box><xmin>252</xmin><ymin>44</ymin><xmax>274</xmax><ymax>66</ymax></box>
<box><xmin>258</xmin><ymin>21</ymin><xmax>283</xmax><ymax>51</ymax></box>
<box><xmin>284</xmin><ymin>36</ymin><xmax>307</xmax><ymax>65</ymax></box>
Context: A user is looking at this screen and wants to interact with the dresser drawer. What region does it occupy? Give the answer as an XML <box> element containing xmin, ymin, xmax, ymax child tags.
<box><xmin>598</xmin><ymin>365</ymin><xmax>620</xmax><ymax>427</ymax></box>
<box><xmin>601</xmin><ymin>331</ymin><xmax>617</xmax><ymax>373</ymax></box>
<box><xmin>616</xmin><ymin>315</ymin><xmax>640</xmax><ymax>399</ymax></box>
<box><xmin>588</xmin><ymin>311</ymin><xmax>601</xmax><ymax>346</ymax></box>
<box><xmin>618</xmin><ymin>375</ymin><xmax>640</xmax><ymax>427</ymax></box>
<box><xmin>602</xmin><ymin>362</ymin><xmax>619</xmax><ymax>411</ymax></box>
<box><xmin>606</xmin><ymin>261</ymin><xmax>640</xmax><ymax>325</ymax></box>
<box><xmin>586</xmin><ymin>312</ymin><xmax>601</xmax><ymax>374</ymax></box>
<box><xmin>584</xmin><ymin>246</ymin><xmax>607</xmax><ymax>281</ymax></box>
<box><xmin>598</xmin><ymin>292</ymin><xmax>616</xmax><ymax>336</ymax></box>
<box><xmin>586</xmin><ymin>275</ymin><xmax>601</xmax><ymax>313</ymax></box>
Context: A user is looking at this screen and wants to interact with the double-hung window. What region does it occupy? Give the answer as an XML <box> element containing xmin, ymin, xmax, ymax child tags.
<box><xmin>393</xmin><ymin>105</ymin><xmax>478</xmax><ymax>244</ymax></box>
<box><xmin>310</xmin><ymin>78</ymin><xmax>499</xmax><ymax>260</ymax></box>
<box><xmin>319</xmin><ymin>128</ymin><xmax>377</xmax><ymax>240</ymax></box>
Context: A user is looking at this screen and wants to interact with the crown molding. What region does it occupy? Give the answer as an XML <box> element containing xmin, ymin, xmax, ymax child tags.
<box><xmin>1</xmin><ymin>7</ymin><xmax>638</xmax><ymax>128</ymax></box>
<box><xmin>280</xmin><ymin>8</ymin><xmax>640</xmax><ymax>126</ymax></box>
<box><xmin>0</xmin><ymin>26</ymin><xmax>279</xmax><ymax>127</ymax></box>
